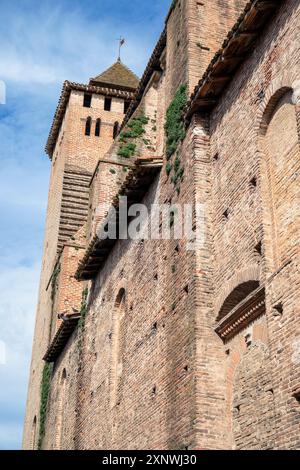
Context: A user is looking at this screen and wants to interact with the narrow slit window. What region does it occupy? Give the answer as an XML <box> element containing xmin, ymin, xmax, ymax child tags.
<box><xmin>104</xmin><ymin>97</ymin><xmax>112</xmax><ymax>111</ymax></box>
<box><xmin>95</xmin><ymin>118</ymin><xmax>101</xmax><ymax>137</ymax></box>
<box><xmin>124</xmin><ymin>101</ymin><xmax>130</xmax><ymax>114</ymax></box>
<box><xmin>83</xmin><ymin>93</ymin><xmax>92</xmax><ymax>108</ymax></box>
<box><xmin>85</xmin><ymin>117</ymin><xmax>92</xmax><ymax>136</ymax></box>
<box><xmin>113</xmin><ymin>121</ymin><xmax>119</xmax><ymax>139</ymax></box>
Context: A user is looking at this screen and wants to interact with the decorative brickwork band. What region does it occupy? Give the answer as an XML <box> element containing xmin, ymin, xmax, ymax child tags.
<box><xmin>215</xmin><ymin>286</ymin><xmax>266</xmax><ymax>342</ymax></box>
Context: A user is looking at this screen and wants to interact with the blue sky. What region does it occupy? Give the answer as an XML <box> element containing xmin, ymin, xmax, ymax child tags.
<box><xmin>0</xmin><ymin>0</ymin><xmax>170</xmax><ymax>450</ymax></box>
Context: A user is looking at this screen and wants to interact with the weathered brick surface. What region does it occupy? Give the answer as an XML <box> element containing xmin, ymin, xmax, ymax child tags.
<box><xmin>24</xmin><ymin>0</ymin><xmax>300</xmax><ymax>451</ymax></box>
<box><xmin>23</xmin><ymin>74</ymin><xmax>130</xmax><ymax>449</ymax></box>
<box><xmin>207</xmin><ymin>0</ymin><xmax>300</xmax><ymax>450</ymax></box>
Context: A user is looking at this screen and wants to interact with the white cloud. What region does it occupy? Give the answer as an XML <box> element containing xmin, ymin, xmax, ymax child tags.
<box><xmin>0</xmin><ymin>421</ymin><xmax>24</xmax><ymax>450</ymax></box>
<box><xmin>0</xmin><ymin>0</ymin><xmax>170</xmax><ymax>450</ymax></box>
<box><xmin>0</xmin><ymin>2</ymin><xmax>163</xmax><ymax>85</ymax></box>
<box><xmin>0</xmin><ymin>262</ymin><xmax>39</xmax><ymax>449</ymax></box>
<box><xmin>0</xmin><ymin>262</ymin><xmax>39</xmax><ymax>346</ymax></box>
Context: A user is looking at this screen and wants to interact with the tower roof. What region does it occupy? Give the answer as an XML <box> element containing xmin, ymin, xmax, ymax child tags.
<box><xmin>89</xmin><ymin>60</ymin><xmax>139</xmax><ymax>91</ymax></box>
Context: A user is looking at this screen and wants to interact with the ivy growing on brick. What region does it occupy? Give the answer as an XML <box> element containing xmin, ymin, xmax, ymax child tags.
<box><xmin>77</xmin><ymin>287</ymin><xmax>88</xmax><ymax>333</ymax></box>
<box><xmin>38</xmin><ymin>362</ymin><xmax>53</xmax><ymax>449</ymax></box>
<box><xmin>118</xmin><ymin>142</ymin><xmax>137</xmax><ymax>159</ymax></box>
<box><xmin>51</xmin><ymin>263</ymin><xmax>61</xmax><ymax>302</ymax></box>
<box><xmin>166</xmin><ymin>162</ymin><xmax>172</xmax><ymax>176</ymax></box>
<box><xmin>165</xmin><ymin>84</ymin><xmax>187</xmax><ymax>159</ymax></box>
<box><xmin>118</xmin><ymin>113</ymin><xmax>149</xmax><ymax>159</ymax></box>
<box><xmin>164</xmin><ymin>84</ymin><xmax>187</xmax><ymax>192</ymax></box>
<box><xmin>77</xmin><ymin>287</ymin><xmax>89</xmax><ymax>356</ymax></box>
<box><xmin>170</xmin><ymin>0</ymin><xmax>179</xmax><ymax>13</ymax></box>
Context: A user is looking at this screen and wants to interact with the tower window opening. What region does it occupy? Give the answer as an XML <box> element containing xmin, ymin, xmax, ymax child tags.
<box><xmin>31</xmin><ymin>416</ymin><xmax>37</xmax><ymax>450</ymax></box>
<box><xmin>113</xmin><ymin>121</ymin><xmax>119</xmax><ymax>139</ymax></box>
<box><xmin>83</xmin><ymin>93</ymin><xmax>92</xmax><ymax>108</ymax></box>
<box><xmin>255</xmin><ymin>241</ymin><xmax>263</xmax><ymax>256</ymax></box>
<box><xmin>95</xmin><ymin>118</ymin><xmax>101</xmax><ymax>137</ymax></box>
<box><xmin>293</xmin><ymin>390</ymin><xmax>300</xmax><ymax>405</ymax></box>
<box><xmin>104</xmin><ymin>97</ymin><xmax>112</xmax><ymax>111</ymax></box>
<box><xmin>124</xmin><ymin>101</ymin><xmax>130</xmax><ymax>114</ymax></box>
<box><xmin>85</xmin><ymin>117</ymin><xmax>92</xmax><ymax>136</ymax></box>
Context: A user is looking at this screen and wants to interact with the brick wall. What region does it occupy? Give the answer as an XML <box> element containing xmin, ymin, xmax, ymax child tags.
<box><xmin>23</xmin><ymin>83</ymin><xmax>128</xmax><ymax>448</ymax></box>
<box><xmin>165</xmin><ymin>0</ymin><xmax>248</xmax><ymax>101</ymax></box>
<box><xmin>24</xmin><ymin>0</ymin><xmax>300</xmax><ymax>451</ymax></box>
<box><xmin>208</xmin><ymin>0</ymin><xmax>300</xmax><ymax>449</ymax></box>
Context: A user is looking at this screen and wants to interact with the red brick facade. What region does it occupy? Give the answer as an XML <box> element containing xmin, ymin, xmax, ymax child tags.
<box><xmin>23</xmin><ymin>0</ymin><xmax>300</xmax><ymax>450</ymax></box>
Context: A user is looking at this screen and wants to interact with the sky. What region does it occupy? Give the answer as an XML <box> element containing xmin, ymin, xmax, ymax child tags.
<box><xmin>0</xmin><ymin>0</ymin><xmax>171</xmax><ymax>450</ymax></box>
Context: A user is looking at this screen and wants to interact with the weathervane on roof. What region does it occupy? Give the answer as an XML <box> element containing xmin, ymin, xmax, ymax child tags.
<box><xmin>117</xmin><ymin>36</ymin><xmax>125</xmax><ymax>62</ymax></box>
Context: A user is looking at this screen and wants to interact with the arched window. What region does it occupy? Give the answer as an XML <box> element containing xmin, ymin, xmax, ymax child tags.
<box><xmin>260</xmin><ymin>89</ymin><xmax>299</xmax><ymax>270</ymax></box>
<box><xmin>85</xmin><ymin>117</ymin><xmax>91</xmax><ymax>136</ymax></box>
<box><xmin>110</xmin><ymin>289</ymin><xmax>126</xmax><ymax>407</ymax></box>
<box><xmin>113</xmin><ymin>121</ymin><xmax>119</xmax><ymax>140</ymax></box>
<box><xmin>55</xmin><ymin>368</ymin><xmax>67</xmax><ymax>450</ymax></box>
<box><xmin>95</xmin><ymin>118</ymin><xmax>101</xmax><ymax>137</ymax></box>
<box><xmin>217</xmin><ymin>280</ymin><xmax>260</xmax><ymax>322</ymax></box>
<box><xmin>31</xmin><ymin>416</ymin><xmax>37</xmax><ymax>450</ymax></box>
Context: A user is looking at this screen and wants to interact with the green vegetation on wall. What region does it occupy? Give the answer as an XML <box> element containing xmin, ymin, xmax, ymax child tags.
<box><xmin>38</xmin><ymin>362</ymin><xmax>53</xmax><ymax>450</ymax></box>
<box><xmin>77</xmin><ymin>287</ymin><xmax>88</xmax><ymax>332</ymax></box>
<box><xmin>165</xmin><ymin>84</ymin><xmax>187</xmax><ymax>159</ymax></box>
<box><xmin>77</xmin><ymin>287</ymin><xmax>89</xmax><ymax>356</ymax></box>
<box><xmin>51</xmin><ymin>263</ymin><xmax>61</xmax><ymax>302</ymax></box>
<box><xmin>118</xmin><ymin>113</ymin><xmax>149</xmax><ymax>158</ymax></box>
<box><xmin>170</xmin><ymin>0</ymin><xmax>179</xmax><ymax>13</ymax></box>
<box><xmin>164</xmin><ymin>84</ymin><xmax>187</xmax><ymax>193</ymax></box>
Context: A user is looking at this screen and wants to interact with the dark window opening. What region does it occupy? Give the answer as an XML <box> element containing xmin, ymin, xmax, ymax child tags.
<box><xmin>255</xmin><ymin>241</ymin><xmax>262</xmax><ymax>256</ymax></box>
<box><xmin>85</xmin><ymin>117</ymin><xmax>92</xmax><ymax>136</ymax></box>
<box><xmin>223</xmin><ymin>209</ymin><xmax>229</xmax><ymax>221</ymax></box>
<box><xmin>83</xmin><ymin>93</ymin><xmax>92</xmax><ymax>108</ymax></box>
<box><xmin>273</xmin><ymin>303</ymin><xmax>283</xmax><ymax>317</ymax></box>
<box><xmin>124</xmin><ymin>101</ymin><xmax>130</xmax><ymax>114</ymax></box>
<box><xmin>245</xmin><ymin>333</ymin><xmax>252</xmax><ymax>348</ymax></box>
<box><xmin>104</xmin><ymin>97</ymin><xmax>112</xmax><ymax>111</ymax></box>
<box><xmin>113</xmin><ymin>121</ymin><xmax>119</xmax><ymax>139</ymax></box>
<box><xmin>95</xmin><ymin>118</ymin><xmax>101</xmax><ymax>137</ymax></box>
<box><xmin>293</xmin><ymin>390</ymin><xmax>300</xmax><ymax>404</ymax></box>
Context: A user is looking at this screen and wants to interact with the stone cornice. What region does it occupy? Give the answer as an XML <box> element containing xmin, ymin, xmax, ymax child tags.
<box><xmin>43</xmin><ymin>313</ymin><xmax>81</xmax><ymax>363</ymax></box>
<box><xmin>215</xmin><ymin>286</ymin><xmax>266</xmax><ymax>342</ymax></box>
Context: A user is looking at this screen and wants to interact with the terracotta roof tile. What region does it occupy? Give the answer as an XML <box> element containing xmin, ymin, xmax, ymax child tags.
<box><xmin>90</xmin><ymin>60</ymin><xmax>139</xmax><ymax>91</ymax></box>
<box><xmin>45</xmin><ymin>81</ymin><xmax>136</xmax><ymax>159</ymax></box>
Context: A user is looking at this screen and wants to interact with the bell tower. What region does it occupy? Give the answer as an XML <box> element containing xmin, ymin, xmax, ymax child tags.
<box><xmin>23</xmin><ymin>61</ymin><xmax>139</xmax><ymax>449</ymax></box>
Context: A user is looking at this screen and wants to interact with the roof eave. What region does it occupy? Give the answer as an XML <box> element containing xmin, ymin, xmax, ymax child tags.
<box><xmin>75</xmin><ymin>157</ymin><xmax>163</xmax><ymax>281</ymax></box>
<box><xmin>185</xmin><ymin>0</ymin><xmax>283</xmax><ymax>122</ymax></box>
<box><xmin>45</xmin><ymin>81</ymin><xmax>136</xmax><ymax>159</ymax></box>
